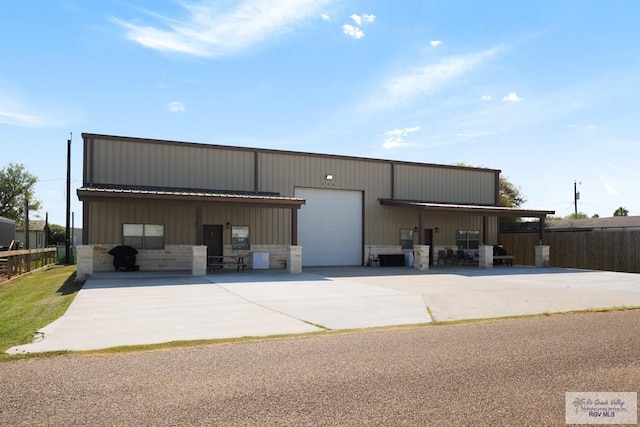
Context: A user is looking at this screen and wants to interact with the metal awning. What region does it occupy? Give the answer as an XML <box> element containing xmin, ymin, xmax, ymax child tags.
<box><xmin>77</xmin><ymin>186</ymin><xmax>306</xmax><ymax>209</ymax></box>
<box><xmin>379</xmin><ymin>199</ymin><xmax>555</xmax><ymax>218</ymax></box>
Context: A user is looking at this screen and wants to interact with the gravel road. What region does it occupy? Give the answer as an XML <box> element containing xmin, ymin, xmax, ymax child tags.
<box><xmin>1</xmin><ymin>310</ymin><xmax>639</xmax><ymax>426</ymax></box>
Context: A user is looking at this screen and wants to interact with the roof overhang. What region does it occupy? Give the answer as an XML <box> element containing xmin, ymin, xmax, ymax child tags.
<box><xmin>77</xmin><ymin>186</ymin><xmax>306</xmax><ymax>209</ymax></box>
<box><xmin>379</xmin><ymin>199</ymin><xmax>555</xmax><ymax>218</ymax></box>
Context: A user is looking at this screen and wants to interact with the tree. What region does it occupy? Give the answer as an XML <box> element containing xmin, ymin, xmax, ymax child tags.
<box><xmin>47</xmin><ymin>224</ymin><xmax>66</xmax><ymax>246</ymax></box>
<box><xmin>613</xmin><ymin>206</ymin><xmax>629</xmax><ymax>216</ymax></box>
<box><xmin>565</xmin><ymin>212</ymin><xmax>588</xmax><ymax>219</ymax></box>
<box><xmin>498</xmin><ymin>175</ymin><xmax>526</xmax><ymax>208</ymax></box>
<box><xmin>0</xmin><ymin>163</ymin><xmax>41</xmax><ymax>226</ymax></box>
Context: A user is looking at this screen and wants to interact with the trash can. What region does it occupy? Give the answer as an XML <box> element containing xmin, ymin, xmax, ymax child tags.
<box><xmin>252</xmin><ymin>251</ymin><xmax>269</xmax><ymax>269</ymax></box>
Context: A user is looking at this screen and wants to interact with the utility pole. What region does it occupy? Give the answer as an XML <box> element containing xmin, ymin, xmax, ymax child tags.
<box><xmin>574</xmin><ymin>180</ymin><xmax>580</xmax><ymax>217</ymax></box>
<box><xmin>65</xmin><ymin>134</ymin><xmax>72</xmax><ymax>265</ymax></box>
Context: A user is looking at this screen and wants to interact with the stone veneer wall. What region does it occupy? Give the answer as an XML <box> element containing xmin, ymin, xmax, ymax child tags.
<box><xmin>76</xmin><ymin>244</ymin><xmax>200</xmax><ymax>281</ymax></box>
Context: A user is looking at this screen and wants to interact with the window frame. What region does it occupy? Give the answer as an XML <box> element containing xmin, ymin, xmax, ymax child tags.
<box><xmin>456</xmin><ymin>230</ymin><xmax>480</xmax><ymax>250</ymax></box>
<box><xmin>399</xmin><ymin>228</ymin><xmax>414</xmax><ymax>250</ymax></box>
<box><xmin>122</xmin><ymin>223</ymin><xmax>165</xmax><ymax>250</ymax></box>
<box><xmin>231</xmin><ymin>225</ymin><xmax>250</xmax><ymax>251</ymax></box>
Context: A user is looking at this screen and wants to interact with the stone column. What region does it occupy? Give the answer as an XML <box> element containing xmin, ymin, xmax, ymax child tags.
<box><xmin>535</xmin><ymin>245</ymin><xmax>550</xmax><ymax>268</ymax></box>
<box><xmin>413</xmin><ymin>245</ymin><xmax>429</xmax><ymax>270</ymax></box>
<box><xmin>478</xmin><ymin>245</ymin><xmax>493</xmax><ymax>268</ymax></box>
<box><xmin>287</xmin><ymin>246</ymin><xmax>303</xmax><ymax>274</ymax></box>
<box><xmin>192</xmin><ymin>245</ymin><xmax>207</xmax><ymax>276</ymax></box>
<box><xmin>76</xmin><ymin>245</ymin><xmax>93</xmax><ymax>281</ymax></box>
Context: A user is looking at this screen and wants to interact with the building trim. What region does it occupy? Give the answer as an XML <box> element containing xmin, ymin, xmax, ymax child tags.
<box><xmin>379</xmin><ymin>199</ymin><xmax>555</xmax><ymax>218</ymax></box>
<box><xmin>78</xmin><ymin>186</ymin><xmax>306</xmax><ymax>210</ymax></box>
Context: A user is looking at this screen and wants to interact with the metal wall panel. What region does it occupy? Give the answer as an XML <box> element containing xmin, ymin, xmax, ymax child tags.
<box><xmin>90</xmin><ymin>138</ymin><xmax>255</xmax><ymax>190</ymax></box>
<box><xmin>200</xmin><ymin>206</ymin><xmax>290</xmax><ymax>246</ymax></box>
<box><xmin>87</xmin><ymin>201</ymin><xmax>195</xmax><ymax>245</ymax></box>
<box><xmin>394</xmin><ymin>164</ymin><xmax>496</xmax><ymax>204</ymax></box>
<box><xmin>84</xmin><ymin>135</ymin><xmax>500</xmax><ymax>249</ymax></box>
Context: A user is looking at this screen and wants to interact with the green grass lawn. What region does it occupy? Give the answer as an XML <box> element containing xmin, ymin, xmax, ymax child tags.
<box><xmin>0</xmin><ymin>265</ymin><xmax>83</xmax><ymax>360</ymax></box>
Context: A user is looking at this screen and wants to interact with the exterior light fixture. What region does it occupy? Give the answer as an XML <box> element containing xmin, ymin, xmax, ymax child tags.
<box><xmin>226</xmin><ymin>222</ymin><xmax>231</xmax><ymax>230</ymax></box>
<box><xmin>325</xmin><ymin>174</ymin><xmax>333</xmax><ymax>180</ymax></box>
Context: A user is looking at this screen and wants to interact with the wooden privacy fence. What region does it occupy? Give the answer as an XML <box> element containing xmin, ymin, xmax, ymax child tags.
<box><xmin>0</xmin><ymin>248</ymin><xmax>58</xmax><ymax>279</ymax></box>
<box><xmin>498</xmin><ymin>230</ymin><xmax>640</xmax><ymax>273</ymax></box>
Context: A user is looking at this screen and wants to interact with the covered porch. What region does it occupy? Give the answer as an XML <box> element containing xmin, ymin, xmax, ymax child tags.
<box><xmin>76</xmin><ymin>186</ymin><xmax>306</xmax><ymax>279</ymax></box>
<box><xmin>378</xmin><ymin>199</ymin><xmax>555</xmax><ymax>269</ymax></box>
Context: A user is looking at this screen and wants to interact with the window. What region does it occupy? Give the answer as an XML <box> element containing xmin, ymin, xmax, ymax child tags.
<box><xmin>123</xmin><ymin>224</ymin><xmax>165</xmax><ymax>249</ymax></box>
<box><xmin>231</xmin><ymin>225</ymin><xmax>250</xmax><ymax>251</ymax></box>
<box><xmin>399</xmin><ymin>228</ymin><xmax>414</xmax><ymax>250</ymax></box>
<box><xmin>456</xmin><ymin>230</ymin><xmax>480</xmax><ymax>249</ymax></box>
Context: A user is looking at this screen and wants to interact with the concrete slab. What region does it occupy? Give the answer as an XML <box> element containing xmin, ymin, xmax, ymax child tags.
<box><xmin>7</xmin><ymin>266</ymin><xmax>640</xmax><ymax>354</ymax></box>
<box><xmin>210</xmin><ymin>274</ymin><xmax>429</xmax><ymax>329</ymax></box>
<box><xmin>311</xmin><ymin>267</ymin><xmax>640</xmax><ymax>322</ymax></box>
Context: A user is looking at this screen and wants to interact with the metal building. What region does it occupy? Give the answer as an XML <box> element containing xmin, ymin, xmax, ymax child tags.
<box><xmin>77</xmin><ymin>133</ymin><xmax>553</xmax><ymax>275</ymax></box>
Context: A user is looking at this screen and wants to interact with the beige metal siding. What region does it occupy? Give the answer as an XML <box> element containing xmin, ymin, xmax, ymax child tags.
<box><xmin>84</xmin><ymin>135</ymin><xmax>501</xmax><ymax>249</ymax></box>
<box><xmin>200</xmin><ymin>206</ymin><xmax>290</xmax><ymax>246</ymax></box>
<box><xmin>90</xmin><ymin>138</ymin><xmax>255</xmax><ymax>190</ymax></box>
<box><xmin>86</xmin><ymin>201</ymin><xmax>195</xmax><ymax>245</ymax></box>
<box><xmin>394</xmin><ymin>164</ymin><xmax>496</xmax><ymax>204</ymax></box>
<box><xmin>258</xmin><ymin>152</ymin><xmax>394</xmax><ymax>245</ymax></box>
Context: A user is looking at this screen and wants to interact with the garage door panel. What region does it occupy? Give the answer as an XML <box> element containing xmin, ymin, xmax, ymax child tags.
<box><xmin>296</xmin><ymin>188</ymin><xmax>362</xmax><ymax>267</ymax></box>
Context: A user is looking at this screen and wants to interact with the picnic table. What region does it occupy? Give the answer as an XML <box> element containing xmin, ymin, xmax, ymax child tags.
<box><xmin>208</xmin><ymin>255</ymin><xmax>247</xmax><ymax>272</ymax></box>
<box><xmin>493</xmin><ymin>255</ymin><xmax>515</xmax><ymax>266</ymax></box>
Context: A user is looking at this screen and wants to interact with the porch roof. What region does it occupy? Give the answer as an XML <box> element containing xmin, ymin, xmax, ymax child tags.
<box><xmin>77</xmin><ymin>186</ymin><xmax>306</xmax><ymax>209</ymax></box>
<box><xmin>379</xmin><ymin>199</ymin><xmax>555</xmax><ymax>218</ymax></box>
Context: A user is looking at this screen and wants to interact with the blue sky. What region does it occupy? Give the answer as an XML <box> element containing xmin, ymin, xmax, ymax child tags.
<box><xmin>2</xmin><ymin>0</ymin><xmax>639</xmax><ymax>226</ymax></box>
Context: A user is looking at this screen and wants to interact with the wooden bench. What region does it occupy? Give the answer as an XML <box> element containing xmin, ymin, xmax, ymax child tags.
<box><xmin>208</xmin><ymin>255</ymin><xmax>247</xmax><ymax>272</ymax></box>
<box><xmin>493</xmin><ymin>255</ymin><xmax>515</xmax><ymax>266</ymax></box>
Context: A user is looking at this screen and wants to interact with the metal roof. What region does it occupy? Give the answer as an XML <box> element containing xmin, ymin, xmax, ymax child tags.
<box><xmin>77</xmin><ymin>186</ymin><xmax>306</xmax><ymax>209</ymax></box>
<box><xmin>379</xmin><ymin>199</ymin><xmax>555</xmax><ymax>218</ymax></box>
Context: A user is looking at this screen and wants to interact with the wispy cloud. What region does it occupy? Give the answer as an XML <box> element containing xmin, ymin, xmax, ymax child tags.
<box><xmin>502</xmin><ymin>92</ymin><xmax>522</xmax><ymax>102</ymax></box>
<box><xmin>0</xmin><ymin>89</ymin><xmax>68</xmax><ymax>127</ymax></box>
<box><xmin>382</xmin><ymin>125</ymin><xmax>421</xmax><ymax>149</ymax></box>
<box><xmin>167</xmin><ymin>101</ymin><xmax>186</xmax><ymax>113</ymax></box>
<box><xmin>110</xmin><ymin>0</ymin><xmax>333</xmax><ymax>57</ymax></box>
<box><xmin>321</xmin><ymin>13</ymin><xmax>331</xmax><ymax>21</ymax></box>
<box><xmin>0</xmin><ymin>109</ymin><xmax>48</xmax><ymax>127</ymax></box>
<box><xmin>370</xmin><ymin>46</ymin><xmax>501</xmax><ymax>110</ymax></box>
<box><xmin>481</xmin><ymin>95</ymin><xmax>491</xmax><ymax>101</ymax></box>
<box><xmin>430</xmin><ymin>40</ymin><xmax>442</xmax><ymax>47</ymax></box>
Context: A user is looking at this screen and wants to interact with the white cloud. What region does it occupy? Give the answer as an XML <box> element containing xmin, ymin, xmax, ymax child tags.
<box><xmin>502</xmin><ymin>92</ymin><xmax>522</xmax><ymax>102</ymax></box>
<box><xmin>321</xmin><ymin>13</ymin><xmax>331</xmax><ymax>20</ymax></box>
<box><xmin>481</xmin><ymin>95</ymin><xmax>491</xmax><ymax>101</ymax></box>
<box><xmin>342</xmin><ymin>24</ymin><xmax>364</xmax><ymax>39</ymax></box>
<box><xmin>382</xmin><ymin>126</ymin><xmax>421</xmax><ymax>149</ymax></box>
<box><xmin>430</xmin><ymin>40</ymin><xmax>442</xmax><ymax>47</ymax></box>
<box><xmin>362</xmin><ymin>14</ymin><xmax>376</xmax><ymax>23</ymax></box>
<box><xmin>168</xmin><ymin>101</ymin><xmax>186</xmax><ymax>113</ymax></box>
<box><xmin>0</xmin><ymin>109</ymin><xmax>48</xmax><ymax>127</ymax></box>
<box><xmin>110</xmin><ymin>0</ymin><xmax>333</xmax><ymax>57</ymax></box>
<box><xmin>350</xmin><ymin>13</ymin><xmax>375</xmax><ymax>26</ymax></box>
<box><xmin>373</xmin><ymin>46</ymin><xmax>501</xmax><ymax>109</ymax></box>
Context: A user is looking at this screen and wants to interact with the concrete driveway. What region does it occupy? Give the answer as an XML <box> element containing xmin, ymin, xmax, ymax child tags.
<box><xmin>7</xmin><ymin>266</ymin><xmax>640</xmax><ymax>354</ymax></box>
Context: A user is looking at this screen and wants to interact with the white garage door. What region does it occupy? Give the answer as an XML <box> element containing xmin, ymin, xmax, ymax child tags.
<box><xmin>296</xmin><ymin>188</ymin><xmax>362</xmax><ymax>266</ymax></box>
